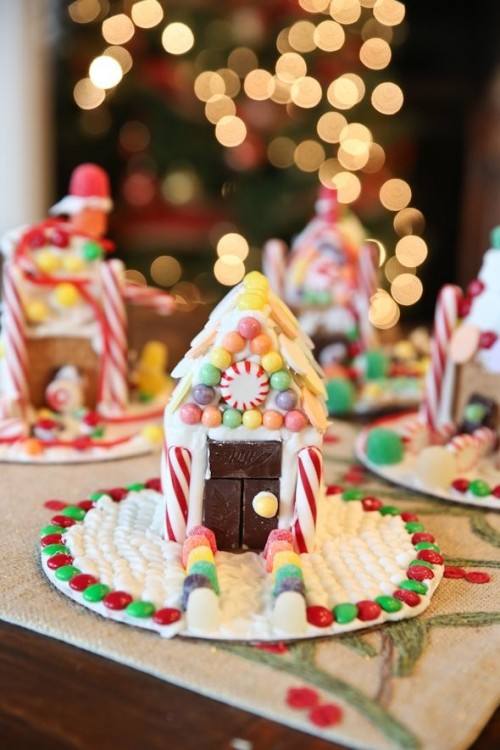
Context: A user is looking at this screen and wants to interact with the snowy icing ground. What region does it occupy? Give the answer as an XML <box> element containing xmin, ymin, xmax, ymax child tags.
<box><xmin>356</xmin><ymin>413</ymin><xmax>500</xmax><ymax>510</ymax></box>
<box><xmin>40</xmin><ymin>483</ymin><xmax>444</xmax><ymax>641</ymax></box>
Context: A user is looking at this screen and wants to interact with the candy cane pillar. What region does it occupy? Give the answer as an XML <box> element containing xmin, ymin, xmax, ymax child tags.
<box><xmin>357</xmin><ymin>243</ymin><xmax>379</xmax><ymax>350</ymax></box>
<box><xmin>421</xmin><ymin>284</ymin><xmax>462</xmax><ymax>432</ymax></box>
<box><xmin>163</xmin><ymin>445</ymin><xmax>191</xmax><ymax>542</ymax></box>
<box><xmin>0</xmin><ymin>263</ymin><xmax>29</xmax><ymax>417</ymax></box>
<box><xmin>99</xmin><ymin>259</ymin><xmax>128</xmax><ymax>412</ymax></box>
<box><xmin>293</xmin><ymin>445</ymin><xmax>322</xmax><ymax>553</ymax></box>
<box><xmin>262</xmin><ymin>239</ymin><xmax>287</xmax><ymax>296</ymax></box>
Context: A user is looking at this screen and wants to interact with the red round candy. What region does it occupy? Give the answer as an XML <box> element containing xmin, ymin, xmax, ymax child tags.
<box><xmin>452</xmin><ymin>478</ymin><xmax>470</xmax><ymax>493</ymax></box>
<box><xmin>153</xmin><ymin>608</ymin><xmax>182</xmax><ymax>625</ymax></box>
<box><xmin>237</xmin><ymin>316</ymin><xmax>261</xmax><ymax>340</ymax></box>
<box><xmin>492</xmin><ymin>486</ymin><xmax>500</xmax><ymax>499</ymax></box>
<box><xmin>467</xmin><ymin>279</ymin><xmax>484</xmax><ymax>298</ymax></box>
<box><xmin>479</xmin><ymin>331</ymin><xmax>497</xmax><ymax>349</ymax></box>
<box><xmin>83</xmin><ymin>411</ymin><xmax>101</xmax><ymax>426</ymax></box>
<box><xmin>41</xmin><ymin>533</ymin><xmax>63</xmax><ymax>547</ymax></box>
<box><xmin>306</xmin><ymin>606</ymin><xmax>334</xmax><ymax>628</ymax></box>
<box><xmin>99</xmin><ymin>487</ymin><xmax>127</xmax><ymax>502</ymax></box>
<box><xmin>77</xmin><ymin>500</ymin><xmax>94</xmax><ymax>511</ymax></box>
<box><xmin>348</xmin><ymin>341</ymin><xmax>362</xmax><ymax>358</ymax></box>
<box><xmin>44</xmin><ymin>499</ymin><xmax>67</xmax><ymax>511</ymax></box>
<box><xmin>103</xmin><ymin>591</ymin><xmax>133</xmax><ymax>610</ymax></box>
<box><xmin>308</xmin><ymin>703</ymin><xmax>343</xmax><ymax>728</ymax></box>
<box><xmin>326</xmin><ymin>484</ymin><xmax>343</xmax><ymax>496</ymax></box>
<box><xmin>29</xmin><ymin>229</ymin><xmax>46</xmax><ymax>248</ymax></box>
<box><xmin>254</xmin><ymin>641</ymin><xmax>288</xmax><ymax>654</ymax></box>
<box><xmin>401</xmin><ymin>512</ymin><xmax>418</xmax><ymax>522</ymax></box>
<box><xmin>458</xmin><ymin>297</ymin><xmax>472</xmax><ymax>318</ymax></box>
<box><xmin>70</xmin><ymin>574</ymin><xmax>98</xmax><ymax>591</ymax></box>
<box><xmin>51</xmin><ymin>514</ymin><xmax>75</xmax><ymax>528</ymax></box>
<box><xmin>464</xmin><ymin>571</ymin><xmax>491</xmax><ymax>584</ymax></box>
<box><xmin>411</xmin><ymin>532</ymin><xmax>435</xmax><ymax>545</ymax></box>
<box><xmin>47</xmin><ymin>553</ymin><xmax>73</xmax><ymax>569</ymax></box>
<box><xmin>417</xmin><ymin>549</ymin><xmax>444</xmax><ymax>565</ymax></box>
<box><xmin>73</xmin><ymin>436</ymin><xmax>92</xmax><ymax>451</ymax></box>
<box><xmin>362</xmin><ymin>496</ymin><xmax>383</xmax><ymax>511</ymax></box>
<box><xmin>407</xmin><ymin>565</ymin><xmax>434</xmax><ymax>581</ymax></box>
<box><xmin>145</xmin><ymin>477</ymin><xmax>162</xmax><ymax>492</ymax></box>
<box><xmin>286</xmin><ymin>686</ymin><xmax>319</xmax><ymax>709</ymax></box>
<box><xmin>394</xmin><ymin>589</ymin><xmax>421</xmax><ymax>607</ymax></box>
<box><xmin>444</xmin><ymin>566</ymin><xmax>466</xmax><ymax>579</ymax></box>
<box><xmin>356</xmin><ymin>600</ymin><xmax>381</xmax><ymax>621</ymax></box>
<box><xmin>51</xmin><ymin>227</ymin><xmax>69</xmax><ymax>247</ymax></box>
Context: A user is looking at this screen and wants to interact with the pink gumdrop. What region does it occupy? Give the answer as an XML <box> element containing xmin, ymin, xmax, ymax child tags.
<box><xmin>284</xmin><ymin>410</ymin><xmax>308</xmax><ymax>432</ymax></box>
<box><xmin>181</xmin><ymin>534</ymin><xmax>212</xmax><ymax>567</ymax></box>
<box><xmin>265</xmin><ymin>539</ymin><xmax>294</xmax><ymax>572</ymax></box>
<box><xmin>237</xmin><ymin>316</ymin><xmax>261</xmax><ymax>340</ymax></box>
<box><xmin>263</xmin><ymin>528</ymin><xmax>294</xmax><ymax>558</ymax></box>
<box><xmin>188</xmin><ymin>525</ymin><xmax>217</xmax><ymax>554</ymax></box>
<box><xmin>180</xmin><ymin>403</ymin><xmax>202</xmax><ymax>425</ymax></box>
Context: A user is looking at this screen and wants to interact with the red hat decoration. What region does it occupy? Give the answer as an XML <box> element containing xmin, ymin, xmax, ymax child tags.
<box><xmin>50</xmin><ymin>163</ymin><xmax>113</xmax><ymax>216</ymax></box>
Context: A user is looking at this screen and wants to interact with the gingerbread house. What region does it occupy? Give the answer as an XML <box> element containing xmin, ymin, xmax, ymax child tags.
<box><xmin>0</xmin><ymin>164</ymin><xmax>175</xmax><ymax>443</ymax></box>
<box><xmin>263</xmin><ymin>187</ymin><xmax>377</xmax><ymax>367</ymax></box>
<box><xmin>162</xmin><ymin>272</ymin><xmax>328</xmax><ymax>553</ymax></box>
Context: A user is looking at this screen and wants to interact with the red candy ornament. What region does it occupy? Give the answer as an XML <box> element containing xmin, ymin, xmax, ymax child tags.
<box><xmin>411</xmin><ymin>532</ymin><xmax>435</xmax><ymax>545</ymax></box>
<box><xmin>452</xmin><ymin>478</ymin><xmax>469</xmax><ymax>493</ymax></box>
<box><xmin>286</xmin><ymin>687</ymin><xmax>320</xmax><ymax>709</ymax></box>
<box><xmin>417</xmin><ymin>549</ymin><xmax>444</xmax><ymax>565</ymax></box>
<box><xmin>104</xmin><ymin>591</ymin><xmax>133</xmax><ymax>610</ymax></box>
<box><xmin>362</xmin><ymin>496</ymin><xmax>383</xmax><ymax>511</ymax></box>
<box><xmin>394</xmin><ymin>589</ymin><xmax>421</xmax><ymax>607</ymax></box>
<box><xmin>458</xmin><ymin>297</ymin><xmax>472</xmax><ymax>318</ymax></box>
<box><xmin>44</xmin><ymin>499</ymin><xmax>67</xmax><ymax>511</ymax></box>
<box><xmin>479</xmin><ymin>331</ymin><xmax>498</xmax><ymax>349</ymax></box>
<box><xmin>356</xmin><ymin>600</ymin><xmax>381</xmax><ymax>621</ymax></box>
<box><xmin>153</xmin><ymin>608</ymin><xmax>182</xmax><ymax>625</ymax></box>
<box><xmin>306</xmin><ymin>606</ymin><xmax>334</xmax><ymax>628</ymax></box>
<box><xmin>51</xmin><ymin>227</ymin><xmax>70</xmax><ymax>248</ymax></box>
<box><xmin>51</xmin><ymin>514</ymin><xmax>75</xmax><ymax>528</ymax></box>
<box><xmin>77</xmin><ymin>500</ymin><xmax>94</xmax><ymax>511</ymax></box>
<box><xmin>492</xmin><ymin>486</ymin><xmax>500</xmax><ymax>499</ymax></box>
<box><xmin>444</xmin><ymin>566</ymin><xmax>466</xmax><ymax>579</ymax></box>
<box><xmin>309</xmin><ymin>703</ymin><xmax>343</xmax><ymax>728</ymax></box>
<box><xmin>401</xmin><ymin>512</ymin><xmax>419</xmax><ymax>522</ymax></box>
<box><xmin>145</xmin><ymin>477</ymin><xmax>162</xmax><ymax>492</ymax></box>
<box><xmin>326</xmin><ymin>484</ymin><xmax>343</xmax><ymax>496</ymax></box>
<box><xmin>464</xmin><ymin>571</ymin><xmax>491</xmax><ymax>584</ymax></box>
<box><xmin>41</xmin><ymin>534</ymin><xmax>63</xmax><ymax>547</ymax></box>
<box><xmin>70</xmin><ymin>574</ymin><xmax>98</xmax><ymax>591</ymax></box>
<box><xmin>47</xmin><ymin>553</ymin><xmax>73</xmax><ymax>569</ymax></box>
<box><xmin>407</xmin><ymin>565</ymin><xmax>434</xmax><ymax>581</ymax></box>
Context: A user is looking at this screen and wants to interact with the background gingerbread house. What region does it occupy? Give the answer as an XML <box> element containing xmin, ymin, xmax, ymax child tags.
<box><xmin>162</xmin><ymin>272</ymin><xmax>328</xmax><ymax>553</ymax></box>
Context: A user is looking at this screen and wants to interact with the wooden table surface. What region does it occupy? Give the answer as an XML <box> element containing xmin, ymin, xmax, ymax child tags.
<box><xmin>0</xmin><ymin>621</ymin><xmax>497</xmax><ymax>750</ymax></box>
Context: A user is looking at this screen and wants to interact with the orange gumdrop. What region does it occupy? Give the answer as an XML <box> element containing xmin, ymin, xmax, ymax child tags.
<box><xmin>181</xmin><ymin>534</ymin><xmax>212</xmax><ymax>568</ymax></box>
<box><xmin>265</xmin><ymin>539</ymin><xmax>294</xmax><ymax>572</ymax></box>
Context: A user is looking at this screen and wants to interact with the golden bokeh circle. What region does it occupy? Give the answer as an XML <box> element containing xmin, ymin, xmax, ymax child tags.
<box><xmin>391</xmin><ymin>273</ymin><xmax>423</xmax><ymax>306</ymax></box>
<box><xmin>244</xmin><ymin>69</ymin><xmax>274</xmax><ymax>100</ymax></box>
<box><xmin>268</xmin><ymin>137</ymin><xmax>296</xmax><ymax>168</ymax></box>
<box><xmin>102</xmin><ymin>14</ymin><xmax>135</xmax><ymax>45</ymax></box>
<box><xmin>299</xmin><ymin>0</ymin><xmax>330</xmax><ymax>11</ymax></box>
<box><xmin>131</xmin><ymin>1</ymin><xmax>164</xmax><ymax>29</ymax></box>
<box><xmin>215</xmin><ymin>116</ymin><xmax>247</xmax><ymax>147</ymax></box>
<box><xmin>104</xmin><ymin>46</ymin><xmax>133</xmax><ymax>74</ymax></box>
<box><xmin>291</xmin><ymin>76</ymin><xmax>323</xmax><ymax>108</ymax></box>
<box><xmin>288</xmin><ymin>20</ymin><xmax>316</xmax><ymax>52</ymax></box>
<box><xmin>161</xmin><ymin>23</ymin><xmax>195</xmax><ymax>55</ymax></box>
<box><xmin>330</xmin><ymin>0</ymin><xmax>362</xmax><ymax>25</ymax></box>
<box><xmin>275</xmin><ymin>53</ymin><xmax>307</xmax><ymax>83</ymax></box>
<box><xmin>74</xmin><ymin>78</ymin><xmax>105</xmax><ymax>110</ymax></box>
<box><xmin>362</xmin><ymin>142</ymin><xmax>386</xmax><ymax>173</ymax></box>
<box><xmin>313</xmin><ymin>20</ymin><xmax>345</xmax><ymax>52</ymax></box>
<box><xmin>371</xmin><ymin>81</ymin><xmax>404</xmax><ymax>114</ymax></box>
<box><xmin>359</xmin><ymin>38</ymin><xmax>392</xmax><ymax>70</ymax></box>
<box><xmin>393</xmin><ymin>207</ymin><xmax>426</xmax><ymax>236</ymax></box>
<box><xmin>369</xmin><ymin>289</ymin><xmax>400</xmax><ymax>328</ymax></box>
<box><xmin>379</xmin><ymin>178</ymin><xmax>411</xmax><ymax>210</ymax></box>
<box><xmin>194</xmin><ymin>71</ymin><xmax>225</xmax><ymax>101</ymax></box>
<box><xmin>205</xmin><ymin>95</ymin><xmax>236</xmax><ymax>124</ymax></box>
<box><xmin>214</xmin><ymin>256</ymin><xmax>246</xmax><ymax>286</ymax></box>
<box><xmin>150</xmin><ymin>256</ymin><xmax>182</xmax><ymax>287</ymax></box>
<box><xmin>384</xmin><ymin>255</ymin><xmax>413</xmax><ymax>282</ymax></box>
<box><xmin>373</xmin><ymin>0</ymin><xmax>406</xmax><ymax>27</ymax></box>
<box><xmin>316</xmin><ymin>111</ymin><xmax>347</xmax><ymax>143</ymax></box>
<box><xmin>294</xmin><ymin>140</ymin><xmax>326</xmax><ymax>172</ymax></box>
<box><xmin>395</xmin><ymin>235</ymin><xmax>428</xmax><ymax>267</ymax></box>
<box><xmin>332</xmin><ymin>171</ymin><xmax>361</xmax><ymax>203</ymax></box>
<box><xmin>227</xmin><ymin>47</ymin><xmax>259</xmax><ymax>77</ymax></box>
<box><xmin>318</xmin><ymin>158</ymin><xmax>341</xmax><ymax>187</ymax></box>
<box><xmin>217</xmin><ymin>68</ymin><xmax>241</xmax><ymax>98</ymax></box>
<box><xmin>216</xmin><ymin>233</ymin><xmax>249</xmax><ymax>261</ymax></box>
<box><xmin>89</xmin><ymin>56</ymin><xmax>123</xmax><ymax>89</ymax></box>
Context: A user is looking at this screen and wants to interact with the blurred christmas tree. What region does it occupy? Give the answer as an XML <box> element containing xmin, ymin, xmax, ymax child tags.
<box><xmin>56</xmin><ymin>0</ymin><xmax>426</xmax><ymax>323</ymax></box>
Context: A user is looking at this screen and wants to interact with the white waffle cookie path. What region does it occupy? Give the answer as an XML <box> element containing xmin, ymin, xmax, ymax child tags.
<box><xmin>40</xmin><ymin>480</ymin><xmax>444</xmax><ymax>641</ymax></box>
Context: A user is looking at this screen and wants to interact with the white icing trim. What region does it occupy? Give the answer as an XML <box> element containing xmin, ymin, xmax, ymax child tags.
<box><xmin>49</xmin><ymin>195</ymin><xmax>113</xmax><ymax>215</ymax></box>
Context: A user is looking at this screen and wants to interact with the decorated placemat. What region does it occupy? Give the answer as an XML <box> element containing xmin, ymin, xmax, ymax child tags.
<box><xmin>0</xmin><ymin>423</ymin><xmax>499</xmax><ymax>750</ymax></box>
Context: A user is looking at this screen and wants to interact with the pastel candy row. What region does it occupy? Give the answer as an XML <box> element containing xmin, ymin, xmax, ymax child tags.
<box><xmin>181</xmin><ymin>525</ymin><xmax>221</xmax><ymax>632</ymax></box>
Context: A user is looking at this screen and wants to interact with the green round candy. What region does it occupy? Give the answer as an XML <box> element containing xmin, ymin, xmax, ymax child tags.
<box><xmin>414</xmin><ymin>542</ymin><xmax>440</xmax><ymax>552</ymax></box>
<box><xmin>342</xmin><ymin>488</ymin><xmax>364</xmax><ymax>501</ymax></box>
<box><xmin>375</xmin><ymin>595</ymin><xmax>402</xmax><ymax>613</ymax></box>
<box><xmin>399</xmin><ymin>579</ymin><xmax>427</xmax><ymax>595</ymax></box>
<box><xmin>127</xmin><ymin>483</ymin><xmax>145</xmax><ymax>492</ymax></box>
<box><xmin>40</xmin><ymin>524</ymin><xmax>64</xmax><ymax>537</ymax></box>
<box><xmin>89</xmin><ymin>491</ymin><xmax>105</xmax><ymax>502</ymax></box>
<box><xmin>333</xmin><ymin>602</ymin><xmax>358</xmax><ymax>624</ymax></box>
<box><xmin>42</xmin><ymin>543</ymin><xmax>69</xmax><ymax>556</ymax></box>
<box><xmin>490</xmin><ymin>225</ymin><xmax>500</xmax><ymax>249</ymax></box>
<box><xmin>199</xmin><ymin>363</ymin><xmax>221</xmax><ymax>387</ymax></box>
<box><xmin>55</xmin><ymin>565</ymin><xmax>80</xmax><ymax>582</ymax></box>
<box><xmin>126</xmin><ymin>600</ymin><xmax>155</xmax><ymax>618</ymax></box>
<box><xmin>60</xmin><ymin>506</ymin><xmax>86</xmax><ymax>521</ymax></box>
<box><xmin>274</xmin><ymin>564</ymin><xmax>303</xmax><ymax>586</ymax></box>
<box><xmin>83</xmin><ymin>583</ymin><xmax>110</xmax><ymax>602</ymax></box>
<box><xmin>270</xmin><ymin>370</ymin><xmax>292</xmax><ymax>391</ymax></box>
<box><xmin>405</xmin><ymin>521</ymin><xmax>424</xmax><ymax>533</ymax></box>
<box><xmin>82</xmin><ymin>240</ymin><xmax>103</xmax><ymax>262</ymax></box>
<box><xmin>379</xmin><ymin>505</ymin><xmax>400</xmax><ymax>516</ymax></box>
<box><xmin>409</xmin><ymin>559</ymin><xmax>434</xmax><ymax>569</ymax></box>
<box><xmin>189</xmin><ymin>560</ymin><xmax>220</xmax><ymax>594</ymax></box>
<box><xmin>366</xmin><ymin>428</ymin><xmax>404</xmax><ymax>465</ymax></box>
<box><xmin>464</xmin><ymin>403</ymin><xmax>487</xmax><ymax>423</ymax></box>
<box><xmin>326</xmin><ymin>377</ymin><xmax>355</xmax><ymax>415</ymax></box>
<box><xmin>364</xmin><ymin>350</ymin><xmax>389</xmax><ymax>380</ymax></box>
<box><xmin>346</xmin><ymin>326</ymin><xmax>359</xmax><ymax>342</ymax></box>
<box><xmin>222</xmin><ymin>408</ymin><xmax>242</xmax><ymax>429</ymax></box>
<box><xmin>92</xmin><ymin>426</ymin><xmax>105</xmax><ymax>439</ymax></box>
<box><xmin>469</xmin><ymin>479</ymin><xmax>491</xmax><ymax>497</ymax></box>
<box><xmin>315</xmin><ymin>290</ymin><xmax>331</xmax><ymax>306</ymax></box>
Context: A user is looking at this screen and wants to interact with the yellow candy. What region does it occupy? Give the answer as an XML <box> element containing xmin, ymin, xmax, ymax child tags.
<box><xmin>272</xmin><ymin>550</ymin><xmax>302</xmax><ymax>575</ymax></box>
<box><xmin>25</xmin><ymin>300</ymin><xmax>49</xmax><ymax>323</ymax></box>
<box><xmin>210</xmin><ymin>347</ymin><xmax>232</xmax><ymax>370</ymax></box>
<box><xmin>36</xmin><ymin>250</ymin><xmax>61</xmax><ymax>274</ymax></box>
<box><xmin>393</xmin><ymin>340</ymin><xmax>415</xmax><ymax>361</ymax></box>
<box><xmin>141</xmin><ymin>424</ymin><xmax>163</xmax><ymax>444</ymax></box>
<box><xmin>261</xmin><ymin>351</ymin><xmax>283</xmax><ymax>373</ymax></box>
<box><xmin>238</xmin><ymin>291</ymin><xmax>266</xmax><ymax>311</ymax></box>
<box><xmin>37</xmin><ymin>408</ymin><xmax>54</xmax><ymax>419</ymax></box>
<box><xmin>54</xmin><ymin>282</ymin><xmax>80</xmax><ymax>307</ymax></box>
<box><xmin>252</xmin><ymin>491</ymin><xmax>278</xmax><ymax>519</ymax></box>
<box><xmin>63</xmin><ymin>254</ymin><xmax>85</xmax><ymax>273</ymax></box>
<box><xmin>363</xmin><ymin>382</ymin><xmax>383</xmax><ymax>399</ymax></box>
<box><xmin>242</xmin><ymin>409</ymin><xmax>263</xmax><ymax>429</ymax></box>
<box><xmin>244</xmin><ymin>271</ymin><xmax>269</xmax><ymax>292</ymax></box>
<box><xmin>187</xmin><ymin>545</ymin><xmax>214</xmax><ymax>568</ymax></box>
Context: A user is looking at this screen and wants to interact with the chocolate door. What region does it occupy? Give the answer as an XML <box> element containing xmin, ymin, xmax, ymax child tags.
<box><xmin>203</xmin><ymin>478</ymin><xmax>242</xmax><ymax>551</ymax></box>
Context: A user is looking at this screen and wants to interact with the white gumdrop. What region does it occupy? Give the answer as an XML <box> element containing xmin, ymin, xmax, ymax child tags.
<box><xmin>271</xmin><ymin>591</ymin><xmax>307</xmax><ymax>635</ymax></box>
<box><xmin>186</xmin><ymin>588</ymin><xmax>220</xmax><ymax>633</ymax></box>
<box><xmin>415</xmin><ymin>446</ymin><xmax>457</xmax><ymax>489</ymax></box>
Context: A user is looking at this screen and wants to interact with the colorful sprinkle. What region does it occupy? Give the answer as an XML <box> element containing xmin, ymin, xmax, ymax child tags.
<box><xmin>417</xmin><ymin>549</ymin><xmax>444</xmax><ymax>565</ymax></box>
<box><xmin>405</xmin><ymin>521</ymin><xmax>424</xmax><ymax>533</ymax></box>
<box><xmin>380</xmin><ymin>505</ymin><xmax>400</xmax><ymax>516</ymax></box>
<box><xmin>362</xmin><ymin>496</ymin><xmax>383</xmax><ymax>511</ymax></box>
<box><xmin>469</xmin><ymin>479</ymin><xmax>491</xmax><ymax>497</ymax></box>
<box><xmin>342</xmin><ymin>488</ymin><xmax>364</xmax><ymax>501</ymax></box>
<box><xmin>407</xmin><ymin>565</ymin><xmax>434</xmax><ymax>581</ymax></box>
<box><xmin>50</xmin><ymin>515</ymin><xmax>75</xmax><ymax>528</ymax></box>
<box><xmin>412</xmin><ymin>532</ymin><xmax>435</xmax><ymax>545</ymax></box>
<box><xmin>47</xmin><ymin>553</ymin><xmax>73</xmax><ymax>569</ymax></box>
<box><xmin>444</xmin><ymin>566</ymin><xmax>466</xmax><ymax>579</ymax></box>
<box><xmin>42</xmin><ymin>543</ymin><xmax>69</xmax><ymax>556</ymax></box>
<box><xmin>44</xmin><ymin>499</ymin><xmax>67</xmax><ymax>511</ymax></box>
<box><xmin>40</xmin><ymin>534</ymin><xmax>63</xmax><ymax>547</ymax></box>
<box><xmin>55</xmin><ymin>565</ymin><xmax>80</xmax><ymax>581</ymax></box>
<box><xmin>451</xmin><ymin>478</ymin><xmax>469</xmax><ymax>493</ymax></box>
<box><xmin>399</xmin><ymin>579</ymin><xmax>427</xmax><ymax>595</ymax></box>
<box><xmin>60</xmin><ymin>506</ymin><xmax>86</xmax><ymax>521</ymax></box>
<box><xmin>308</xmin><ymin>703</ymin><xmax>343</xmax><ymax>728</ymax></box>
<box><xmin>40</xmin><ymin>524</ymin><xmax>64</xmax><ymax>537</ymax></box>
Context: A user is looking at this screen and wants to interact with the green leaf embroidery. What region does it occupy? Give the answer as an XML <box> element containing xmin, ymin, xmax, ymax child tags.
<box><xmin>386</xmin><ymin>619</ymin><xmax>427</xmax><ymax>677</ymax></box>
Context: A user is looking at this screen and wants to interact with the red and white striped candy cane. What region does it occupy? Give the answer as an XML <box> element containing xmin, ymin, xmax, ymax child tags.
<box><xmin>262</xmin><ymin>239</ymin><xmax>287</xmax><ymax>296</ymax></box>
<box><xmin>293</xmin><ymin>445</ymin><xmax>322</xmax><ymax>554</ymax></box>
<box><xmin>357</xmin><ymin>243</ymin><xmax>379</xmax><ymax>349</ymax></box>
<box><xmin>471</xmin><ymin>427</ymin><xmax>496</xmax><ymax>457</ymax></box>
<box><xmin>163</xmin><ymin>444</ymin><xmax>191</xmax><ymax>542</ymax></box>
<box><xmin>0</xmin><ymin>263</ymin><xmax>29</xmax><ymax>417</ymax></box>
<box><xmin>421</xmin><ymin>284</ymin><xmax>462</xmax><ymax>433</ymax></box>
<box><xmin>99</xmin><ymin>259</ymin><xmax>128</xmax><ymax>412</ymax></box>
<box><xmin>123</xmin><ymin>282</ymin><xmax>176</xmax><ymax>315</ymax></box>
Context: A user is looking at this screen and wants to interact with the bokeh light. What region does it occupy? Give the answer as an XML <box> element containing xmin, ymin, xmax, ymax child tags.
<box><xmin>217</xmin><ymin>68</ymin><xmax>241</xmax><ymax>98</ymax></box>
<box><xmin>244</xmin><ymin>69</ymin><xmax>274</xmax><ymax>100</ymax></box>
<box><xmin>330</xmin><ymin>0</ymin><xmax>362</xmax><ymax>25</ymax></box>
<box><xmin>215</xmin><ymin>116</ymin><xmax>247</xmax><ymax>147</ymax></box>
<box><xmin>73</xmin><ymin>78</ymin><xmax>105</xmax><ymax>110</ymax></box>
<box><xmin>151</xmin><ymin>256</ymin><xmax>182</xmax><ymax>287</ymax></box>
<box><xmin>268</xmin><ymin>137</ymin><xmax>296</xmax><ymax>168</ymax></box>
<box><xmin>227</xmin><ymin>47</ymin><xmax>259</xmax><ymax>77</ymax></box>
<box><xmin>294</xmin><ymin>140</ymin><xmax>326</xmax><ymax>172</ymax></box>
<box><xmin>194</xmin><ymin>71</ymin><xmax>225</xmax><ymax>101</ymax></box>
<box><xmin>317</xmin><ymin>111</ymin><xmax>347</xmax><ymax>143</ymax></box>
<box><xmin>104</xmin><ymin>46</ymin><xmax>133</xmax><ymax>74</ymax></box>
<box><xmin>313</xmin><ymin>20</ymin><xmax>345</xmax><ymax>51</ymax></box>
<box><xmin>214</xmin><ymin>256</ymin><xmax>246</xmax><ymax>286</ymax></box>
<box><xmin>393</xmin><ymin>207</ymin><xmax>426</xmax><ymax>236</ymax></box>
<box><xmin>359</xmin><ymin>38</ymin><xmax>392</xmax><ymax>69</ymax></box>
<box><xmin>205</xmin><ymin>95</ymin><xmax>236</xmax><ymax>124</ymax></box>
<box><xmin>327</xmin><ymin>74</ymin><xmax>364</xmax><ymax>109</ymax></box>
<box><xmin>391</xmin><ymin>273</ymin><xmax>423</xmax><ymax>305</ymax></box>
<box><xmin>318</xmin><ymin>158</ymin><xmax>341</xmax><ymax>187</ymax></box>
<box><xmin>69</xmin><ymin>0</ymin><xmax>100</xmax><ymax>24</ymax></box>
<box><xmin>288</xmin><ymin>21</ymin><xmax>316</xmax><ymax>53</ymax></box>
<box><xmin>362</xmin><ymin>142</ymin><xmax>386</xmax><ymax>173</ymax></box>
<box><xmin>299</xmin><ymin>0</ymin><xmax>330</xmax><ymax>11</ymax></box>
<box><xmin>216</xmin><ymin>233</ymin><xmax>249</xmax><ymax>260</ymax></box>
<box><xmin>332</xmin><ymin>171</ymin><xmax>361</xmax><ymax>203</ymax></box>
<box><xmin>291</xmin><ymin>76</ymin><xmax>323</xmax><ymax>108</ymax></box>
<box><xmin>371</xmin><ymin>81</ymin><xmax>404</xmax><ymax>114</ymax></box>
<box><xmin>102</xmin><ymin>14</ymin><xmax>135</xmax><ymax>45</ymax></box>
<box><xmin>384</xmin><ymin>255</ymin><xmax>413</xmax><ymax>282</ymax></box>
<box><xmin>369</xmin><ymin>289</ymin><xmax>400</xmax><ymax>328</ymax></box>
<box><xmin>276</xmin><ymin>53</ymin><xmax>307</xmax><ymax>83</ymax></box>
<box><xmin>125</xmin><ymin>269</ymin><xmax>147</xmax><ymax>286</ymax></box>
<box><xmin>395</xmin><ymin>235</ymin><xmax>428</xmax><ymax>266</ymax></box>
<box><xmin>131</xmin><ymin>0</ymin><xmax>164</xmax><ymax>29</ymax></box>
<box><xmin>89</xmin><ymin>56</ymin><xmax>123</xmax><ymax>89</ymax></box>
<box><xmin>162</xmin><ymin>169</ymin><xmax>200</xmax><ymax>205</ymax></box>
<box><xmin>373</xmin><ymin>0</ymin><xmax>406</xmax><ymax>27</ymax></box>
<box><xmin>379</xmin><ymin>178</ymin><xmax>411</xmax><ymax>210</ymax></box>
<box><xmin>162</xmin><ymin>23</ymin><xmax>195</xmax><ymax>55</ymax></box>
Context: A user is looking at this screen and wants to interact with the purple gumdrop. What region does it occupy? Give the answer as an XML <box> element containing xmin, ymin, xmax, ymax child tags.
<box><xmin>192</xmin><ymin>384</ymin><xmax>215</xmax><ymax>405</ymax></box>
<box><xmin>273</xmin><ymin>577</ymin><xmax>306</xmax><ymax>598</ymax></box>
<box><xmin>275</xmin><ymin>389</ymin><xmax>297</xmax><ymax>411</ymax></box>
<box><xmin>182</xmin><ymin>573</ymin><xmax>212</xmax><ymax>610</ymax></box>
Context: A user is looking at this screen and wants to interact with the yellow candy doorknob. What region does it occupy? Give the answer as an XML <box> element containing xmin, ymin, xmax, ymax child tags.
<box><xmin>252</xmin><ymin>491</ymin><xmax>278</xmax><ymax>519</ymax></box>
<box><xmin>54</xmin><ymin>282</ymin><xmax>80</xmax><ymax>307</ymax></box>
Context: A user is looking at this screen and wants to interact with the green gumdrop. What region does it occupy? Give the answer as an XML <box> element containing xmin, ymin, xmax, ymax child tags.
<box><xmin>326</xmin><ymin>377</ymin><xmax>355</xmax><ymax>415</ymax></box>
<box><xmin>82</xmin><ymin>240</ymin><xmax>103</xmax><ymax>261</ymax></box>
<box><xmin>333</xmin><ymin>602</ymin><xmax>358</xmax><ymax>624</ymax></box>
<box><xmin>189</xmin><ymin>560</ymin><xmax>220</xmax><ymax>594</ymax></box>
<box><xmin>274</xmin><ymin>564</ymin><xmax>303</xmax><ymax>586</ymax></box>
<box><xmin>375</xmin><ymin>595</ymin><xmax>402</xmax><ymax>613</ymax></box>
<box><xmin>490</xmin><ymin>225</ymin><xmax>500</xmax><ymax>249</ymax></box>
<box><xmin>40</xmin><ymin>524</ymin><xmax>64</xmax><ymax>537</ymax></box>
<box><xmin>364</xmin><ymin>350</ymin><xmax>389</xmax><ymax>380</ymax></box>
<box><xmin>366</xmin><ymin>428</ymin><xmax>404</xmax><ymax>465</ymax></box>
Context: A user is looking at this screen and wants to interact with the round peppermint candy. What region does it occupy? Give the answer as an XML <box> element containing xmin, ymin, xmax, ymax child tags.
<box><xmin>220</xmin><ymin>360</ymin><xmax>269</xmax><ymax>410</ymax></box>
